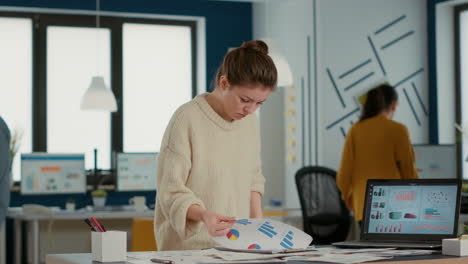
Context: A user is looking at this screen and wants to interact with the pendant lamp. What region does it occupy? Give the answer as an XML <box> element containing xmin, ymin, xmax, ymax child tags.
<box><xmin>80</xmin><ymin>0</ymin><xmax>117</xmax><ymax>112</ymax></box>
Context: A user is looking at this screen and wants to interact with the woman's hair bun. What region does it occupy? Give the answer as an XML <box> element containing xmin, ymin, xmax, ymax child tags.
<box><xmin>240</xmin><ymin>40</ymin><xmax>269</xmax><ymax>55</ymax></box>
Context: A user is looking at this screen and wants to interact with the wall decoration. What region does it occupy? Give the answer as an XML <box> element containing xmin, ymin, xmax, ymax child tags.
<box><xmin>325</xmin><ymin>14</ymin><xmax>426</xmax><ymax>138</ymax></box>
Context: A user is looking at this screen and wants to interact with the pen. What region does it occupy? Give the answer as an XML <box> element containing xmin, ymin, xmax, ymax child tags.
<box><xmin>90</xmin><ymin>217</ymin><xmax>105</xmax><ymax>232</ymax></box>
<box><xmin>87</xmin><ymin>217</ymin><xmax>100</xmax><ymax>232</ymax></box>
<box><xmin>84</xmin><ymin>218</ymin><xmax>96</xmax><ymax>232</ymax></box>
<box><xmin>151</xmin><ymin>258</ymin><xmax>174</xmax><ymax>264</ymax></box>
<box><xmin>88</xmin><ymin>218</ymin><xmax>102</xmax><ymax>232</ymax></box>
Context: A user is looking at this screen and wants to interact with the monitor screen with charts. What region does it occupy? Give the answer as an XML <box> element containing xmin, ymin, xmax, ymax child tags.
<box><xmin>364</xmin><ymin>180</ymin><xmax>460</xmax><ymax>236</ymax></box>
<box><xmin>116</xmin><ymin>152</ymin><xmax>158</xmax><ymax>191</ymax></box>
<box><xmin>21</xmin><ymin>153</ymin><xmax>86</xmax><ymax>194</ymax></box>
<box><xmin>413</xmin><ymin>144</ymin><xmax>456</xmax><ymax>179</ymax></box>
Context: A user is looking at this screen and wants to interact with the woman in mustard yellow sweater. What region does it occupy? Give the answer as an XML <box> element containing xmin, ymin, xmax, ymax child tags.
<box><xmin>336</xmin><ymin>84</ymin><xmax>419</xmax><ymax>222</ymax></box>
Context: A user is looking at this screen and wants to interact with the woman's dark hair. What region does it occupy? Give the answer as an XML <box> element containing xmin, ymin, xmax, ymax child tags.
<box><xmin>213</xmin><ymin>40</ymin><xmax>278</xmax><ymax>90</ymax></box>
<box><xmin>359</xmin><ymin>84</ymin><xmax>398</xmax><ymax>122</ymax></box>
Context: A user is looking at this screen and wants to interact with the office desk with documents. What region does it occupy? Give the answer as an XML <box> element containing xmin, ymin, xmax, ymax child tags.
<box><xmin>7</xmin><ymin>206</ymin><xmax>154</xmax><ymax>264</ymax></box>
<box><xmin>45</xmin><ymin>249</ymin><xmax>467</xmax><ymax>264</ymax></box>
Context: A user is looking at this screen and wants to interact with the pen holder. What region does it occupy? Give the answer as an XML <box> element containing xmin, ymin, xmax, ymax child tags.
<box><xmin>92</xmin><ymin>231</ymin><xmax>127</xmax><ymax>262</ymax></box>
<box><xmin>442</xmin><ymin>238</ymin><xmax>468</xmax><ymax>256</ymax></box>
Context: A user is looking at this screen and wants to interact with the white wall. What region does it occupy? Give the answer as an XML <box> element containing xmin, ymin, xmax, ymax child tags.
<box><xmin>319</xmin><ymin>0</ymin><xmax>429</xmax><ymax>168</ymax></box>
<box><xmin>255</xmin><ymin>0</ymin><xmax>429</xmax><ymax>210</ymax></box>
<box><xmin>436</xmin><ymin>0</ymin><xmax>468</xmax><ymax>144</ymax></box>
<box><xmin>259</xmin><ymin>87</ymin><xmax>285</xmax><ymax>207</ymax></box>
<box><xmin>255</xmin><ymin>0</ymin><xmax>314</xmax><ymax>209</ymax></box>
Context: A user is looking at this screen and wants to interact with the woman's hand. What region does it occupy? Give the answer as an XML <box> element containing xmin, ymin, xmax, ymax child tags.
<box><xmin>201</xmin><ymin>210</ymin><xmax>236</xmax><ymax>237</ymax></box>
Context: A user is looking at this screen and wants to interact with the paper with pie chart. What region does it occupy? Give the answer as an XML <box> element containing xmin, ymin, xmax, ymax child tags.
<box><xmin>212</xmin><ymin>218</ymin><xmax>312</xmax><ymax>250</ymax></box>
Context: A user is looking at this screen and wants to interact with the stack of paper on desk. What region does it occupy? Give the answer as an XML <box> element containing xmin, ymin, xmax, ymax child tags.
<box><xmin>212</xmin><ymin>247</ymin><xmax>317</xmax><ymax>261</ymax></box>
<box><xmin>195</xmin><ymin>248</ymin><xmax>391</xmax><ymax>264</ymax></box>
<box><xmin>127</xmin><ymin>249</ymin><xmax>288</xmax><ymax>264</ymax></box>
<box><xmin>125</xmin><ymin>216</ymin><xmax>435</xmax><ymax>264</ymax></box>
<box><xmin>282</xmin><ymin>254</ymin><xmax>392</xmax><ymax>264</ymax></box>
<box><xmin>212</xmin><ymin>218</ymin><xmax>312</xmax><ymax>251</ymax></box>
<box><xmin>125</xmin><ymin>247</ymin><xmax>432</xmax><ymax>264</ymax></box>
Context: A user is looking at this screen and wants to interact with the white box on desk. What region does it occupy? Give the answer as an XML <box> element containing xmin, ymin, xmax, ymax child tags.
<box><xmin>91</xmin><ymin>231</ymin><xmax>127</xmax><ymax>262</ymax></box>
<box><xmin>442</xmin><ymin>238</ymin><xmax>468</xmax><ymax>256</ymax></box>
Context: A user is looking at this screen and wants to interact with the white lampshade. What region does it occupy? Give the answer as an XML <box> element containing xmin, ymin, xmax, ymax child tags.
<box><xmin>261</xmin><ymin>38</ymin><xmax>294</xmax><ymax>87</ymax></box>
<box><xmin>270</xmin><ymin>52</ymin><xmax>294</xmax><ymax>87</ymax></box>
<box><xmin>80</xmin><ymin>76</ymin><xmax>117</xmax><ymax>112</ymax></box>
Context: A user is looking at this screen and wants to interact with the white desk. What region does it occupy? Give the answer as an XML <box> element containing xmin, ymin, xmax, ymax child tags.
<box><xmin>46</xmin><ymin>253</ymin><xmax>97</xmax><ymax>264</ymax></box>
<box><xmin>45</xmin><ymin>252</ymin><xmax>466</xmax><ymax>264</ymax></box>
<box><xmin>7</xmin><ymin>207</ymin><xmax>154</xmax><ymax>264</ymax></box>
<box><xmin>13</xmin><ymin>210</ymin><xmax>468</xmax><ymax>264</ymax></box>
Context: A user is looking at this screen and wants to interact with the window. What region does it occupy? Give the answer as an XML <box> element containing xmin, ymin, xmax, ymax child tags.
<box><xmin>0</xmin><ymin>11</ymin><xmax>197</xmax><ymax>182</ymax></box>
<box><xmin>123</xmin><ymin>23</ymin><xmax>192</xmax><ymax>152</ymax></box>
<box><xmin>0</xmin><ymin>17</ymin><xmax>32</xmax><ymax>181</ymax></box>
<box><xmin>47</xmin><ymin>26</ymin><xmax>111</xmax><ymax>170</ymax></box>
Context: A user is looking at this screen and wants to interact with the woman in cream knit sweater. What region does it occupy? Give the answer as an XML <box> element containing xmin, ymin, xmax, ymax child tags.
<box><xmin>154</xmin><ymin>40</ymin><xmax>278</xmax><ymax>250</ymax></box>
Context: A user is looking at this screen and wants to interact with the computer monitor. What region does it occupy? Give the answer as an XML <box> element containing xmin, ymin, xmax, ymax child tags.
<box><xmin>116</xmin><ymin>152</ymin><xmax>158</xmax><ymax>191</ymax></box>
<box><xmin>21</xmin><ymin>153</ymin><xmax>86</xmax><ymax>194</ymax></box>
<box><xmin>413</xmin><ymin>144</ymin><xmax>457</xmax><ymax>179</ymax></box>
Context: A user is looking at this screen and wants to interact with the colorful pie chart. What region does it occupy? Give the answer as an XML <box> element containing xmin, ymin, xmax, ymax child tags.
<box><xmin>226</xmin><ymin>229</ymin><xmax>239</xmax><ymax>240</ymax></box>
<box><xmin>248</xmin><ymin>244</ymin><xmax>261</xmax><ymax>249</ymax></box>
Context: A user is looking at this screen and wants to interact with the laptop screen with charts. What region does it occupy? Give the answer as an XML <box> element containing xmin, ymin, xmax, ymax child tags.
<box><xmin>333</xmin><ymin>179</ymin><xmax>462</xmax><ymax>249</ymax></box>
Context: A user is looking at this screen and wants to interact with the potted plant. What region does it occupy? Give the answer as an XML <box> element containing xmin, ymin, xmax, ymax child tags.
<box><xmin>462</xmin><ymin>181</ymin><xmax>468</xmax><ymax>193</ymax></box>
<box><xmin>91</xmin><ymin>189</ymin><xmax>107</xmax><ymax>208</ymax></box>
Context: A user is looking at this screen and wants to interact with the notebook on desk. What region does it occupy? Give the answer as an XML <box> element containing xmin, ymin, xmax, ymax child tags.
<box><xmin>333</xmin><ymin>179</ymin><xmax>462</xmax><ymax>249</ymax></box>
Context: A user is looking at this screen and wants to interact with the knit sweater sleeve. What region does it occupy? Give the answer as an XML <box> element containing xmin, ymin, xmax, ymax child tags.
<box><xmin>156</xmin><ymin>110</ymin><xmax>206</xmax><ymax>240</ymax></box>
<box><xmin>251</xmin><ymin>116</ymin><xmax>265</xmax><ymax>195</ymax></box>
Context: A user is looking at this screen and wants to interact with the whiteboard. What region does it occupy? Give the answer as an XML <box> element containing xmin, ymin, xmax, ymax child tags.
<box><xmin>413</xmin><ymin>145</ymin><xmax>457</xmax><ymax>179</ymax></box>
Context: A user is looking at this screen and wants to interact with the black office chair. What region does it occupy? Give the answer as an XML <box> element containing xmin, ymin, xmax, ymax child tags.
<box><xmin>295</xmin><ymin>166</ymin><xmax>351</xmax><ymax>244</ymax></box>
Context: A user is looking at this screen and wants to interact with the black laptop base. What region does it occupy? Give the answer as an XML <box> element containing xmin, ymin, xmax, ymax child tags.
<box><xmin>332</xmin><ymin>240</ymin><xmax>442</xmax><ymax>249</ymax></box>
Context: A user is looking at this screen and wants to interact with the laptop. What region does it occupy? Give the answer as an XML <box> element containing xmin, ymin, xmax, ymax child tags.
<box><xmin>333</xmin><ymin>179</ymin><xmax>462</xmax><ymax>249</ymax></box>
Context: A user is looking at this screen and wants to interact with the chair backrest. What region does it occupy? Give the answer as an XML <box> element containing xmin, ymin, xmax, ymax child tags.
<box><xmin>131</xmin><ymin>218</ymin><xmax>157</xmax><ymax>251</ymax></box>
<box><xmin>295</xmin><ymin>166</ymin><xmax>350</xmax><ymax>244</ymax></box>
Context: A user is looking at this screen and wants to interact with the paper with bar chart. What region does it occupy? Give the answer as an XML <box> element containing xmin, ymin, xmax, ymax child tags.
<box><xmin>212</xmin><ymin>218</ymin><xmax>312</xmax><ymax>251</ymax></box>
<box><xmin>367</xmin><ymin>185</ymin><xmax>457</xmax><ymax>235</ymax></box>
